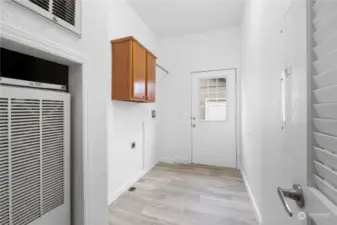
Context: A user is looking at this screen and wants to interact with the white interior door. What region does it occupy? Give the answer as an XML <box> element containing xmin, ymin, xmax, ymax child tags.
<box><xmin>0</xmin><ymin>85</ymin><xmax>70</xmax><ymax>225</ymax></box>
<box><xmin>278</xmin><ymin>0</ymin><xmax>337</xmax><ymax>224</ymax></box>
<box><xmin>191</xmin><ymin>69</ymin><xmax>237</xmax><ymax>168</ymax></box>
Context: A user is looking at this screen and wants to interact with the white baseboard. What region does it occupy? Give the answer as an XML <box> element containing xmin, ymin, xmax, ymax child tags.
<box><xmin>108</xmin><ymin>163</ymin><xmax>157</xmax><ymax>205</ymax></box>
<box><xmin>241</xmin><ymin>168</ymin><xmax>262</xmax><ymax>224</ymax></box>
<box><xmin>158</xmin><ymin>158</ymin><xmax>191</xmax><ymax>164</ymax></box>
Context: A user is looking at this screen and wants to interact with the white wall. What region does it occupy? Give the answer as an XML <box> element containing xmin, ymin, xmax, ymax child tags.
<box><xmin>106</xmin><ymin>0</ymin><xmax>158</xmax><ymax>204</ymax></box>
<box><xmin>156</xmin><ymin>27</ymin><xmax>241</xmax><ymax>163</ymax></box>
<box><xmin>240</xmin><ymin>0</ymin><xmax>308</xmax><ymax>224</ymax></box>
<box><xmin>0</xmin><ymin>0</ymin><xmax>158</xmax><ymax>224</ymax></box>
<box><xmin>240</xmin><ymin>0</ymin><xmax>264</xmax><ymax>222</ymax></box>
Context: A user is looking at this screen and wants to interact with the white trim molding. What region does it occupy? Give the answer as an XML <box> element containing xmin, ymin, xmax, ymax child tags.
<box><xmin>158</xmin><ymin>158</ymin><xmax>192</xmax><ymax>165</ymax></box>
<box><xmin>0</xmin><ymin>23</ymin><xmax>86</xmax><ymax>63</ymax></box>
<box><xmin>0</xmin><ymin>77</ymin><xmax>67</xmax><ymax>91</ymax></box>
<box><xmin>0</xmin><ymin>21</ymin><xmax>90</xmax><ymax>225</ymax></box>
<box><xmin>241</xmin><ymin>167</ymin><xmax>263</xmax><ymax>224</ymax></box>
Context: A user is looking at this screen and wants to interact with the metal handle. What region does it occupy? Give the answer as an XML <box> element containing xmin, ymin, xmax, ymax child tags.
<box><xmin>277</xmin><ymin>184</ymin><xmax>305</xmax><ymax>217</ymax></box>
<box><xmin>192</xmin><ymin>124</ymin><xmax>196</xmax><ymax>128</ymax></box>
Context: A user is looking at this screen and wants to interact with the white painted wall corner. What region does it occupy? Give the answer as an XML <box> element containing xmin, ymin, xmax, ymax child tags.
<box><xmin>240</xmin><ymin>167</ymin><xmax>262</xmax><ymax>224</ymax></box>
<box><xmin>108</xmin><ymin>162</ymin><xmax>157</xmax><ymax>205</ymax></box>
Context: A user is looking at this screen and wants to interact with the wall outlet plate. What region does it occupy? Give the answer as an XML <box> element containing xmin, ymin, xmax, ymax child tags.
<box><xmin>131</xmin><ymin>142</ymin><xmax>136</xmax><ymax>149</ymax></box>
<box><xmin>151</xmin><ymin>110</ymin><xmax>156</xmax><ymax>118</ymax></box>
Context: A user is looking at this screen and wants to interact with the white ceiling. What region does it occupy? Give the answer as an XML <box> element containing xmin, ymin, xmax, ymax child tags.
<box><xmin>126</xmin><ymin>0</ymin><xmax>245</xmax><ymax>38</ymax></box>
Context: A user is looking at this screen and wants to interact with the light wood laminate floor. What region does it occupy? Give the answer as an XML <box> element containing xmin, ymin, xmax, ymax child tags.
<box><xmin>109</xmin><ymin>163</ymin><xmax>257</xmax><ymax>225</ymax></box>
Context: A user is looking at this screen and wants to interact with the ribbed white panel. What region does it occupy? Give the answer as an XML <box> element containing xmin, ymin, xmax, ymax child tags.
<box><xmin>42</xmin><ymin>100</ymin><xmax>64</xmax><ymax>214</ymax></box>
<box><xmin>11</xmin><ymin>99</ymin><xmax>41</xmax><ymax>225</ymax></box>
<box><xmin>0</xmin><ymin>98</ymin><xmax>9</xmax><ymax>225</ymax></box>
<box><xmin>312</xmin><ymin>0</ymin><xmax>337</xmax><ymax>210</ymax></box>
<box><xmin>0</xmin><ymin>95</ymin><xmax>67</xmax><ymax>225</ymax></box>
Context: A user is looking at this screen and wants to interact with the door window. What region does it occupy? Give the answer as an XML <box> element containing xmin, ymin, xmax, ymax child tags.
<box><xmin>198</xmin><ymin>77</ymin><xmax>227</xmax><ymax>121</ymax></box>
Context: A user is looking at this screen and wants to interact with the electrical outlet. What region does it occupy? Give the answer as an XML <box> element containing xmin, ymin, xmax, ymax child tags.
<box><xmin>131</xmin><ymin>142</ymin><xmax>136</xmax><ymax>149</ymax></box>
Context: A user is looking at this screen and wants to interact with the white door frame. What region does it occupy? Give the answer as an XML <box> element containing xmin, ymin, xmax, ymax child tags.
<box><xmin>190</xmin><ymin>68</ymin><xmax>239</xmax><ymax>168</ymax></box>
<box><xmin>0</xmin><ymin>22</ymin><xmax>91</xmax><ymax>225</ymax></box>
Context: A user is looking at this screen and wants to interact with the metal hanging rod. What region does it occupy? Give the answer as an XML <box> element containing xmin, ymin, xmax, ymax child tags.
<box><xmin>156</xmin><ymin>64</ymin><xmax>169</xmax><ymax>74</ymax></box>
<box><xmin>191</xmin><ymin>68</ymin><xmax>237</xmax><ymax>74</ymax></box>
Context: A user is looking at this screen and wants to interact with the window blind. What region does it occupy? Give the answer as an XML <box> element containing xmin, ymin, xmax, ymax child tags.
<box><xmin>311</xmin><ymin>0</ymin><xmax>337</xmax><ymax>207</ymax></box>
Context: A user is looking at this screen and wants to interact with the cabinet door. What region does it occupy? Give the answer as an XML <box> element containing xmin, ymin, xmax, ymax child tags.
<box><xmin>112</xmin><ymin>40</ymin><xmax>132</xmax><ymax>101</ymax></box>
<box><xmin>146</xmin><ymin>53</ymin><xmax>156</xmax><ymax>102</ymax></box>
<box><xmin>132</xmin><ymin>41</ymin><xmax>147</xmax><ymax>101</ymax></box>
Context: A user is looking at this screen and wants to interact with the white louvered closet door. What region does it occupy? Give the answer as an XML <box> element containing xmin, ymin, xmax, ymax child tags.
<box><xmin>0</xmin><ymin>86</ymin><xmax>70</xmax><ymax>225</ymax></box>
<box><xmin>304</xmin><ymin>0</ymin><xmax>337</xmax><ymax>224</ymax></box>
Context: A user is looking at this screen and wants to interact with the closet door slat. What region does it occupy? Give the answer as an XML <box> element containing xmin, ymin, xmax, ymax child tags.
<box><xmin>313</xmin><ymin>0</ymin><xmax>337</xmax><ymax>15</ymax></box>
<box><xmin>313</xmin><ymin>103</ymin><xmax>337</xmax><ymax>120</ymax></box>
<box><xmin>314</xmin><ymin>50</ymin><xmax>337</xmax><ymax>74</ymax></box>
<box><xmin>314</xmin><ymin>147</ymin><xmax>337</xmax><ymax>171</ymax></box>
<box><xmin>314</xmin><ymin>175</ymin><xmax>337</xmax><ymax>205</ymax></box>
<box><xmin>313</xmin><ymin>34</ymin><xmax>337</xmax><ymax>59</ymax></box>
<box><xmin>313</xmin><ymin>132</ymin><xmax>337</xmax><ymax>154</ymax></box>
<box><xmin>313</xmin><ymin>20</ymin><xmax>337</xmax><ymax>44</ymax></box>
<box><xmin>313</xmin><ymin>68</ymin><xmax>337</xmax><ymax>89</ymax></box>
<box><xmin>314</xmin><ymin>161</ymin><xmax>337</xmax><ymax>188</ymax></box>
<box><xmin>313</xmin><ymin>119</ymin><xmax>337</xmax><ymax>137</ymax></box>
<box><xmin>311</xmin><ymin>0</ymin><xmax>337</xmax><ymax>210</ymax></box>
<box><xmin>313</xmin><ymin>13</ymin><xmax>337</xmax><ymax>31</ymax></box>
<box><xmin>313</xmin><ymin>85</ymin><xmax>337</xmax><ymax>103</ymax></box>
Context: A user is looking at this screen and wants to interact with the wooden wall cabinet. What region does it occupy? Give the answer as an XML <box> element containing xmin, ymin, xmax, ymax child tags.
<box><xmin>111</xmin><ymin>37</ymin><xmax>157</xmax><ymax>102</ymax></box>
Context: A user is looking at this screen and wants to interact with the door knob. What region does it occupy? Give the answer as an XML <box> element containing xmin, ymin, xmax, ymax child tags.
<box><xmin>192</xmin><ymin>124</ymin><xmax>196</xmax><ymax>128</ymax></box>
<box><xmin>277</xmin><ymin>184</ymin><xmax>305</xmax><ymax>217</ymax></box>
